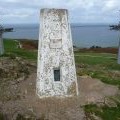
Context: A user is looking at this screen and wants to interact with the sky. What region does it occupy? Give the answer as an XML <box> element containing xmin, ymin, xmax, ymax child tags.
<box><xmin>0</xmin><ymin>0</ymin><xmax>120</xmax><ymax>24</ymax></box>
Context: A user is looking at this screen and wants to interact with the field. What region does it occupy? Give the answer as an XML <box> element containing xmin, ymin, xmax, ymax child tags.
<box><xmin>4</xmin><ymin>39</ymin><xmax>120</xmax><ymax>86</ymax></box>
<box><xmin>0</xmin><ymin>39</ymin><xmax>120</xmax><ymax>120</ymax></box>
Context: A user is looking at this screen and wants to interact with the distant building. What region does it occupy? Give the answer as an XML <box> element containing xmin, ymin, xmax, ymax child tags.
<box><xmin>36</xmin><ymin>9</ymin><xmax>79</xmax><ymax>97</ymax></box>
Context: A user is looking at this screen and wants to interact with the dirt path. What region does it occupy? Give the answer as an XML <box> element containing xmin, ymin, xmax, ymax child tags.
<box><xmin>78</xmin><ymin>76</ymin><xmax>119</xmax><ymax>105</ymax></box>
<box><xmin>0</xmin><ymin>73</ymin><xmax>119</xmax><ymax>120</ymax></box>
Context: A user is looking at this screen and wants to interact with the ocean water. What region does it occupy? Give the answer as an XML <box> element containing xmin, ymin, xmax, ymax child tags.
<box><xmin>3</xmin><ymin>24</ymin><xmax>119</xmax><ymax>48</ymax></box>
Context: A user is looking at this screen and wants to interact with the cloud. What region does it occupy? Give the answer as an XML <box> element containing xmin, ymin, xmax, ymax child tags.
<box><xmin>0</xmin><ymin>0</ymin><xmax>120</xmax><ymax>24</ymax></box>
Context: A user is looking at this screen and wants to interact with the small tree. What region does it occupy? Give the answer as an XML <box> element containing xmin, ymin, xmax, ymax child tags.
<box><xmin>118</xmin><ymin>23</ymin><xmax>120</xmax><ymax>64</ymax></box>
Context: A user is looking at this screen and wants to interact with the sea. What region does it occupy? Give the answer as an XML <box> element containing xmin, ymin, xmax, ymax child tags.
<box><xmin>3</xmin><ymin>23</ymin><xmax>120</xmax><ymax>48</ymax></box>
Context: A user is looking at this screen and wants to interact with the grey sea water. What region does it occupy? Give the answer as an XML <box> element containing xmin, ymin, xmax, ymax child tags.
<box><xmin>3</xmin><ymin>24</ymin><xmax>119</xmax><ymax>48</ymax></box>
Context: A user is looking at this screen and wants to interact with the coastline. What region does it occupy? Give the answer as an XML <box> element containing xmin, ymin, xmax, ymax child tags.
<box><xmin>3</xmin><ymin>38</ymin><xmax>118</xmax><ymax>54</ymax></box>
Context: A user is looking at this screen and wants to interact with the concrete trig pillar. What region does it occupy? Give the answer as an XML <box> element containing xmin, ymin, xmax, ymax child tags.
<box><xmin>36</xmin><ymin>8</ymin><xmax>79</xmax><ymax>98</ymax></box>
<box><xmin>0</xmin><ymin>32</ymin><xmax>4</xmax><ymax>55</ymax></box>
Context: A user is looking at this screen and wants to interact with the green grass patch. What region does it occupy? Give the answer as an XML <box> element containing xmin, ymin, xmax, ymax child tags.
<box><xmin>75</xmin><ymin>55</ymin><xmax>114</xmax><ymax>65</ymax></box>
<box><xmin>75</xmin><ymin>52</ymin><xmax>117</xmax><ymax>58</ymax></box>
<box><xmin>91</xmin><ymin>70</ymin><xmax>120</xmax><ymax>86</ymax></box>
<box><xmin>3</xmin><ymin>39</ymin><xmax>37</xmax><ymax>60</ymax></box>
<box><xmin>75</xmin><ymin>53</ymin><xmax>120</xmax><ymax>71</ymax></box>
<box><xmin>84</xmin><ymin>102</ymin><xmax>120</xmax><ymax>120</ymax></box>
<box><xmin>76</xmin><ymin>52</ymin><xmax>120</xmax><ymax>86</ymax></box>
<box><xmin>77</xmin><ymin>67</ymin><xmax>120</xmax><ymax>86</ymax></box>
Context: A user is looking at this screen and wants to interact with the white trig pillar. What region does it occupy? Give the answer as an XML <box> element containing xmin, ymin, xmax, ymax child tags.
<box><xmin>36</xmin><ymin>8</ymin><xmax>78</xmax><ymax>97</ymax></box>
<box><xmin>0</xmin><ymin>32</ymin><xmax>4</xmax><ymax>55</ymax></box>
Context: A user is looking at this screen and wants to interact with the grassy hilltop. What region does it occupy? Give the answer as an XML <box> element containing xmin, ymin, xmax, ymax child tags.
<box><xmin>3</xmin><ymin>39</ymin><xmax>120</xmax><ymax>86</ymax></box>
<box><xmin>0</xmin><ymin>39</ymin><xmax>120</xmax><ymax>120</ymax></box>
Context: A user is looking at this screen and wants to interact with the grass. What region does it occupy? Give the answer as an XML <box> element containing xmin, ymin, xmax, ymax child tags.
<box><xmin>91</xmin><ymin>70</ymin><xmax>120</xmax><ymax>85</ymax></box>
<box><xmin>3</xmin><ymin>39</ymin><xmax>37</xmax><ymax>60</ymax></box>
<box><xmin>75</xmin><ymin>51</ymin><xmax>120</xmax><ymax>86</ymax></box>
<box><xmin>84</xmin><ymin>101</ymin><xmax>120</xmax><ymax>120</ymax></box>
<box><xmin>75</xmin><ymin>52</ymin><xmax>119</xmax><ymax>70</ymax></box>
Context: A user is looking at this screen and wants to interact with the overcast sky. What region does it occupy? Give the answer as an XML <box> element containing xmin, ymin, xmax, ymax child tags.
<box><xmin>0</xmin><ymin>0</ymin><xmax>120</xmax><ymax>24</ymax></box>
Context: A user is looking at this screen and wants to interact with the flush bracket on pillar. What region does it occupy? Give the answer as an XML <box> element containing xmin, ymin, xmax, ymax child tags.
<box><xmin>49</xmin><ymin>20</ymin><xmax>62</xmax><ymax>49</ymax></box>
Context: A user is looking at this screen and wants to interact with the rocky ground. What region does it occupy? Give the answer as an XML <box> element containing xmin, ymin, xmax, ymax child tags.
<box><xmin>0</xmin><ymin>56</ymin><xmax>119</xmax><ymax>120</ymax></box>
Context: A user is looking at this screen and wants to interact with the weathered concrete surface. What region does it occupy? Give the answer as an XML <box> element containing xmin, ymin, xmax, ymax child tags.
<box><xmin>36</xmin><ymin>9</ymin><xmax>78</xmax><ymax>97</ymax></box>
<box><xmin>0</xmin><ymin>33</ymin><xmax>4</xmax><ymax>55</ymax></box>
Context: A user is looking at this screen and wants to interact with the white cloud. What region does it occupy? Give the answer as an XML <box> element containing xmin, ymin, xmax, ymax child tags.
<box><xmin>0</xmin><ymin>0</ymin><xmax>120</xmax><ymax>24</ymax></box>
<box><xmin>4</xmin><ymin>0</ymin><xmax>17</xmax><ymax>2</ymax></box>
<box><xmin>0</xmin><ymin>7</ymin><xmax>35</xmax><ymax>18</ymax></box>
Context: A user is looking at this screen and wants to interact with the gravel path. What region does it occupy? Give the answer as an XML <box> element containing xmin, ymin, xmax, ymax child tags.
<box><xmin>0</xmin><ymin>73</ymin><xmax>119</xmax><ymax>120</ymax></box>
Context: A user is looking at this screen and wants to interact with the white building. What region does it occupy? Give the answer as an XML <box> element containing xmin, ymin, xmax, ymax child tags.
<box><xmin>36</xmin><ymin>8</ymin><xmax>78</xmax><ymax>97</ymax></box>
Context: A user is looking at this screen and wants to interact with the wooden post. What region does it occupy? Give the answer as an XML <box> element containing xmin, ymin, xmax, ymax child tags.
<box><xmin>118</xmin><ymin>32</ymin><xmax>120</xmax><ymax>64</ymax></box>
<box><xmin>109</xmin><ymin>22</ymin><xmax>120</xmax><ymax>64</ymax></box>
<box><xmin>0</xmin><ymin>25</ymin><xmax>13</xmax><ymax>55</ymax></box>
<box><xmin>0</xmin><ymin>32</ymin><xmax>4</xmax><ymax>55</ymax></box>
